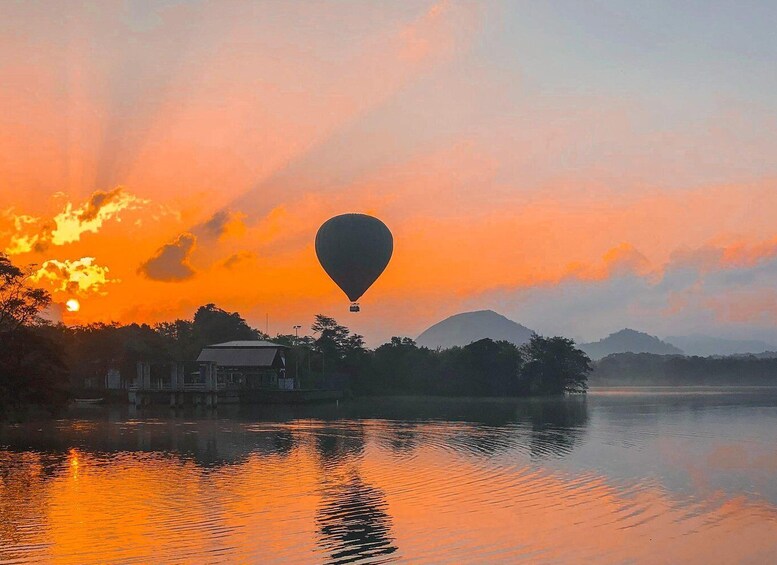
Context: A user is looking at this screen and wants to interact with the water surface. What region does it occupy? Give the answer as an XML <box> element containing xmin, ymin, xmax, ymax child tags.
<box><xmin>1</xmin><ymin>389</ymin><xmax>777</xmax><ymax>563</ymax></box>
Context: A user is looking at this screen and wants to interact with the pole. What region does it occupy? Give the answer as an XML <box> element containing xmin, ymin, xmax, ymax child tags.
<box><xmin>293</xmin><ymin>325</ymin><xmax>301</xmax><ymax>389</ymax></box>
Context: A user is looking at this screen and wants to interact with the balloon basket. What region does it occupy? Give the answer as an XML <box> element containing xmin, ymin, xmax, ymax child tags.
<box><xmin>349</xmin><ymin>303</ymin><xmax>360</xmax><ymax>313</ymax></box>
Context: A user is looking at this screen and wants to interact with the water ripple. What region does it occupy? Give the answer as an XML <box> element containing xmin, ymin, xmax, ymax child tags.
<box><xmin>2</xmin><ymin>395</ymin><xmax>777</xmax><ymax>563</ymax></box>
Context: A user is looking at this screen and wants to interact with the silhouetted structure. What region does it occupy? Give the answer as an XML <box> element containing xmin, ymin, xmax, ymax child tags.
<box><xmin>197</xmin><ymin>340</ymin><xmax>291</xmax><ymax>390</ymax></box>
<box><xmin>131</xmin><ymin>340</ymin><xmax>341</xmax><ymax>406</ymax></box>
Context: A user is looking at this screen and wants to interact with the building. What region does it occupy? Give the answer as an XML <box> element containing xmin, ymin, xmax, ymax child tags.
<box><xmin>196</xmin><ymin>340</ymin><xmax>293</xmax><ymax>391</ymax></box>
<box><xmin>130</xmin><ymin>339</ymin><xmax>341</xmax><ymax>406</ymax></box>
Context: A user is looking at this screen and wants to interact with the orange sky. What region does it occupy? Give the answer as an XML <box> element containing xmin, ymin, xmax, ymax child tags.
<box><xmin>2</xmin><ymin>1</ymin><xmax>777</xmax><ymax>344</ymax></box>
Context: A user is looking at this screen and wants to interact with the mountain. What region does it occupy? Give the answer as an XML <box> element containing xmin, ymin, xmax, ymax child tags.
<box><xmin>664</xmin><ymin>335</ymin><xmax>776</xmax><ymax>357</ymax></box>
<box><xmin>416</xmin><ymin>310</ymin><xmax>534</xmax><ymax>350</ymax></box>
<box><xmin>580</xmin><ymin>329</ymin><xmax>684</xmax><ymax>360</ymax></box>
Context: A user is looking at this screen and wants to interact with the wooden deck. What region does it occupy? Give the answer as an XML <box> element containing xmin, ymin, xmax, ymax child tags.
<box><xmin>128</xmin><ymin>387</ymin><xmax>342</xmax><ymax>407</ymax></box>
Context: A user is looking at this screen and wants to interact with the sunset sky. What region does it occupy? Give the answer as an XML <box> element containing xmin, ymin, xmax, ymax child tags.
<box><xmin>2</xmin><ymin>0</ymin><xmax>777</xmax><ymax>345</ymax></box>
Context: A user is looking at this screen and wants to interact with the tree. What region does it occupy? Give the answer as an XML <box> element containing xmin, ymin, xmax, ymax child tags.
<box><xmin>66</xmin><ymin>323</ymin><xmax>124</xmax><ymax>389</ymax></box>
<box><xmin>192</xmin><ymin>303</ymin><xmax>265</xmax><ymax>345</ymax></box>
<box><xmin>312</xmin><ymin>315</ymin><xmax>351</xmax><ymax>362</ymax></box>
<box><xmin>273</xmin><ymin>333</ymin><xmax>317</xmax><ymax>387</ymax></box>
<box><xmin>311</xmin><ymin>315</ymin><xmax>368</xmax><ymax>386</ymax></box>
<box><xmin>156</xmin><ymin>319</ymin><xmax>199</xmax><ymax>364</ymax></box>
<box><xmin>370</xmin><ymin>337</ymin><xmax>439</xmax><ymax>395</ymax></box>
<box><xmin>312</xmin><ymin>315</ymin><xmax>351</xmax><ymax>353</ymax></box>
<box><xmin>519</xmin><ymin>335</ymin><xmax>591</xmax><ymax>395</ymax></box>
<box><xmin>0</xmin><ymin>254</ymin><xmax>68</xmax><ymax>419</ymax></box>
<box><xmin>0</xmin><ymin>254</ymin><xmax>50</xmax><ymax>331</ymax></box>
<box><xmin>0</xmin><ymin>329</ymin><xmax>68</xmax><ymax>417</ymax></box>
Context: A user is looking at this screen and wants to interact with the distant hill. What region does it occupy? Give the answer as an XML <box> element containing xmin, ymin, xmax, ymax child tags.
<box><xmin>664</xmin><ymin>335</ymin><xmax>776</xmax><ymax>357</ymax></box>
<box><xmin>416</xmin><ymin>310</ymin><xmax>534</xmax><ymax>350</ymax></box>
<box><xmin>580</xmin><ymin>329</ymin><xmax>683</xmax><ymax>360</ymax></box>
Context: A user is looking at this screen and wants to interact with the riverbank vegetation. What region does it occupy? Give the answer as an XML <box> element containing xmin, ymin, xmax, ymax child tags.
<box><xmin>591</xmin><ymin>352</ymin><xmax>777</xmax><ymax>386</ymax></box>
<box><xmin>1</xmin><ymin>252</ymin><xmax>596</xmax><ymax>418</ymax></box>
<box><xmin>7</xmin><ymin>246</ymin><xmax>777</xmax><ymax>421</ymax></box>
<box><xmin>50</xmin><ymin>311</ymin><xmax>591</xmax><ymax>399</ymax></box>
<box><xmin>1</xmin><ymin>256</ymin><xmax>592</xmax><ymax>419</ymax></box>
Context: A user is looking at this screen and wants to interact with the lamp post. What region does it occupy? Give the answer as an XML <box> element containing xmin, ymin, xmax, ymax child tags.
<box><xmin>292</xmin><ymin>325</ymin><xmax>301</xmax><ymax>389</ymax></box>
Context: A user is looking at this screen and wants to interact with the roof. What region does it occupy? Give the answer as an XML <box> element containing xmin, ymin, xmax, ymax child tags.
<box><xmin>197</xmin><ymin>340</ymin><xmax>286</xmax><ymax>367</ymax></box>
<box><xmin>206</xmin><ymin>340</ymin><xmax>287</xmax><ymax>349</ymax></box>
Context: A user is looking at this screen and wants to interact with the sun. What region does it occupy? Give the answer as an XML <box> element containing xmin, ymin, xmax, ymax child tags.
<box><xmin>65</xmin><ymin>298</ymin><xmax>80</xmax><ymax>312</ymax></box>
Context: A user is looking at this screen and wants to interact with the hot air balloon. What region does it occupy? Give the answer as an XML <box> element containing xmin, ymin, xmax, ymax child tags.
<box><xmin>315</xmin><ymin>214</ymin><xmax>393</xmax><ymax>312</ymax></box>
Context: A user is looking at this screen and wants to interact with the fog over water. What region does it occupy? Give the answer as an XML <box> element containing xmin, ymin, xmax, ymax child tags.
<box><xmin>1</xmin><ymin>389</ymin><xmax>776</xmax><ymax>563</ymax></box>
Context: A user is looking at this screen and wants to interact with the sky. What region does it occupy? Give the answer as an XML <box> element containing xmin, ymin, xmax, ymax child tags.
<box><xmin>1</xmin><ymin>0</ymin><xmax>777</xmax><ymax>345</ymax></box>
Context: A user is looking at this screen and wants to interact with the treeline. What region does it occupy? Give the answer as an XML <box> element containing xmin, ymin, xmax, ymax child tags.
<box><xmin>1</xmin><ymin>254</ymin><xmax>591</xmax><ymax>419</ymax></box>
<box><xmin>591</xmin><ymin>352</ymin><xmax>777</xmax><ymax>386</ymax></box>
<box><xmin>2</xmin><ymin>252</ymin><xmax>281</xmax><ymax>418</ymax></box>
<box><xmin>359</xmin><ymin>334</ymin><xmax>590</xmax><ymax>397</ymax></box>
<box><xmin>44</xmin><ymin>312</ymin><xmax>592</xmax><ymax>401</ymax></box>
<box><xmin>42</xmin><ymin>303</ymin><xmax>272</xmax><ymax>390</ymax></box>
<box><xmin>285</xmin><ymin>315</ymin><xmax>590</xmax><ymax>397</ymax></box>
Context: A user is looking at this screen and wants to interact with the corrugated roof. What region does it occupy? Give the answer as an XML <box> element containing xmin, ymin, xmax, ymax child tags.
<box><xmin>197</xmin><ymin>347</ymin><xmax>279</xmax><ymax>367</ymax></box>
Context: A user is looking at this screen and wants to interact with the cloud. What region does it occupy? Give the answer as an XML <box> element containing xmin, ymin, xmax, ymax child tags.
<box><xmin>470</xmin><ymin>237</ymin><xmax>777</xmax><ymax>343</ymax></box>
<box><xmin>50</xmin><ymin>187</ymin><xmax>148</xmax><ymax>246</ymax></box>
<box><xmin>5</xmin><ymin>233</ymin><xmax>41</xmax><ymax>255</ymax></box>
<box><xmin>199</xmin><ymin>209</ymin><xmax>246</xmax><ymax>240</ymax></box>
<box><xmin>2</xmin><ymin>187</ymin><xmax>148</xmax><ymax>254</ymax></box>
<box><xmin>563</xmin><ymin>243</ymin><xmax>654</xmax><ymax>283</ymax></box>
<box><xmin>32</xmin><ymin>257</ymin><xmax>117</xmax><ymax>295</ymax></box>
<box><xmin>705</xmin><ymin>289</ymin><xmax>777</xmax><ymax>325</ymax></box>
<box><xmin>139</xmin><ymin>233</ymin><xmax>197</xmax><ymax>281</ymax></box>
<box><xmin>222</xmin><ymin>251</ymin><xmax>255</xmax><ymax>270</ymax></box>
<box><xmin>1</xmin><ymin>209</ymin><xmax>41</xmax><ymax>254</ymax></box>
<box><xmin>667</xmin><ymin>237</ymin><xmax>777</xmax><ymax>274</ymax></box>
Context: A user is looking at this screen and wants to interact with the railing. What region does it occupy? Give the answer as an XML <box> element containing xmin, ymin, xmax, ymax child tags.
<box><xmin>129</xmin><ymin>382</ymin><xmax>226</xmax><ymax>392</ymax></box>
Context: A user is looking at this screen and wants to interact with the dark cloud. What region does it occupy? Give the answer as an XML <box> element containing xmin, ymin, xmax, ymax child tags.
<box><xmin>32</xmin><ymin>238</ymin><xmax>50</xmax><ymax>253</ymax></box>
<box><xmin>80</xmin><ymin>187</ymin><xmax>125</xmax><ymax>222</ymax></box>
<box><xmin>222</xmin><ymin>251</ymin><xmax>255</xmax><ymax>269</ymax></box>
<box><xmin>139</xmin><ymin>233</ymin><xmax>197</xmax><ymax>281</ymax></box>
<box><xmin>201</xmin><ymin>210</ymin><xmax>231</xmax><ymax>239</ymax></box>
<box><xmin>199</xmin><ymin>209</ymin><xmax>246</xmax><ymax>240</ymax></box>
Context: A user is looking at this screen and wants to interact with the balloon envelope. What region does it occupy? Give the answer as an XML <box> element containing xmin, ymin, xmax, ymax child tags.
<box><xmin>315</xmin><ymin>214</ymin><xmax>393</xmax><ymax>302</ymax></box>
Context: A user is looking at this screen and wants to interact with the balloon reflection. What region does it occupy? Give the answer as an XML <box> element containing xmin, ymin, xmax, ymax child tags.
<box><xmin>2</xmin><ymin>394</ymin><xmax>776</xmax><ymax>563</ymax></box>
<box><xmin>313</xmin><ymin>423</ymin><xmax>398</xmax><ymax>564</ymax></box>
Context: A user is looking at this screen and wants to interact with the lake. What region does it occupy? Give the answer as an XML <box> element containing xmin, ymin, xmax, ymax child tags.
<box><xmin>2</xmin><ymin>388</ymin><xmax>777</xmax><ymax>563</ymax></box>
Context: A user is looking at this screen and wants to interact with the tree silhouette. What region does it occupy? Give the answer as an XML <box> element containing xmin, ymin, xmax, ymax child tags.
<box><xmin>0</xmin><ymin>254</ymin><xmax>67</xmax><ymax>418</ymax></box>
<box><xmin>519</xmin><ymin>335</ymin><xmax>592</xmax><ymax>394</ymax></box>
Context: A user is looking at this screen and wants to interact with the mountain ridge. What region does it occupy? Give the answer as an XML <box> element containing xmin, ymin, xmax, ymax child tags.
<box><xmin>416</xmin><ymin>310</ymin><xmax>534</xmax><ymax>350</ymax></box>
<box><xmin>580</xmin><ymin>328</ymin><xmax>683</xmax><ymax>360</ymax></box>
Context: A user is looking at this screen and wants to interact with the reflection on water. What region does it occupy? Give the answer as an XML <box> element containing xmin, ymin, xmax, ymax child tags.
<box><xmin>1</xmin><ymin>391</ymin><xmax>776</xmax><ymax>563</ymax></box>
<box><xmin>318</xmin><ymin>474</ymin><xmax>397</xmax><ymax>564</ymax></box>
<box><xmin>313</xmin><ymin>423</ymin><xmax>397</xmax><ymax>563</ymax></box>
